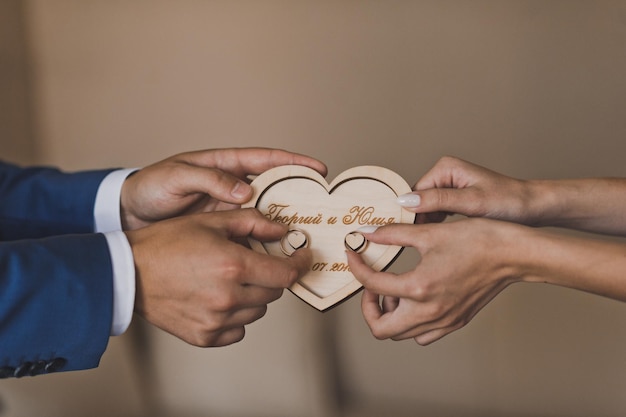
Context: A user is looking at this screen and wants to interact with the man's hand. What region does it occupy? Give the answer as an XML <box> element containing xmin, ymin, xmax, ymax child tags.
<box><xmin>125</xmin><ymin>208</ymin><xmax>312</xmax><ymax>347</ymax></box>
<box><xmin>120</xmin><ymin>148</ymin><xmax>327</xmax><ymax>230</ymax></box>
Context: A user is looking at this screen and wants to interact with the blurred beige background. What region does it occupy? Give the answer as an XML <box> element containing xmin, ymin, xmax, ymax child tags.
<box><xmin>2</xmin><ymin>1</ymin><xmax>626</xmax><ymax>416</ymax></box>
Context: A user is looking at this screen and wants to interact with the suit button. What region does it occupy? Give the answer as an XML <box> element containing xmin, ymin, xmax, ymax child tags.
<box><xmin>29</xmin><ymin>360</ymin><xmax>47</xmax><ymax>376</ymax></box>
<box><xmin>0</xmin><ymin>366</ymin><xmax>16</xmax><ymax>379</ymax></box>
<box><xmin>14</xmin><ymin>362</ymin><xmax>32</xmax><ymax>378</ymax></box>
<box><xmin>44</xmin><ymin>357</ymin><xmax>67</xmax><ymax>373</ymax></box>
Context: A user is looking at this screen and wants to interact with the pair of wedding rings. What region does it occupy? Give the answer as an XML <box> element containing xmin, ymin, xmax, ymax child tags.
<box><xmin>280</xmin><ymin>229</ymin><xmax>368</xmax><ymax>256</ymax></box>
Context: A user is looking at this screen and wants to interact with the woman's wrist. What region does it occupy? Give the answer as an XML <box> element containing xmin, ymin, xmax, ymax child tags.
<box><xmin>484</xmin><ymin>220</ymin><xmax>540</xmax><ymax>288</ymax></box>
<box><xmin>519</xmin><ymin>179</ymin><xmax>565</xmax><ymax>227</ymax></box>
<box><xmin>513</xmin><ymin>226</ymin><xmax>626</xmax><ymax>301</ymax></box>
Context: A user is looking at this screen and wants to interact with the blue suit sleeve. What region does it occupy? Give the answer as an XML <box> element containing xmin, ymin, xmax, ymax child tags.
<box><xmin>0</xmin><ymin>233</ymin><xmax>113</xmax><ymax>377</ymax></box>
<box><xmin>0</xmin><ymin>161</ymin><xmax>114</xmax><ymax>240</ymax></box>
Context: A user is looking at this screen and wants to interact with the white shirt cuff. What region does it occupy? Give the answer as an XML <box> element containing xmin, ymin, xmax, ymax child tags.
<box><xmin>103</xmin><ymin>231</ymin><xmax>136</xmax><ymax>336</ymax></box>
<box><xmin>94</xmin><ymin>168</ymin><xmax>138</xmax><ymax>233</ymax></box>
<box><xmin>94</xmin><ymin>168</ymin><xmax>138</xmax><ymax>336</ymax></box>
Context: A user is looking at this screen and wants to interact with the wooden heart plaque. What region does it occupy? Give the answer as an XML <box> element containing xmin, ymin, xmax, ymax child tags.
<box><xmin>243</xmin><ymin>165</ymin><xmax>415</xmax><ymax>311</ymax></box>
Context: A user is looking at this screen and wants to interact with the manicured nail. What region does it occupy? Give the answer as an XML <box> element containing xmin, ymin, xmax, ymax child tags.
<box><xmin>397</xmin><ymin>193</ymin><xmax>421</xmax><ymax>208</ymax></box>
<box><xmin>356</xmin><ymin>226</ymin><xmax>379</xmax><ymax>234</ymax></box>
<box><xmin>231</xmin><ymin>181</ymin><xmax>250</xmax><ymax>199</ymax></box>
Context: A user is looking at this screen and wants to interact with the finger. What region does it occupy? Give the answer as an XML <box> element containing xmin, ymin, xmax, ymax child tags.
<box><xmin>212</xmin><ymin>201</ymin><xmax>242</xmax><ymax>212</ymax></box>
<box><xmin>414</xmin><ymin>155</ymin><xmax>473</xmax><ymax>190</ymax></box>
<box><xmin>235</xmin><ymin>286</ymin><xmax>284</xmax><ymax>308</ymax></box>
<box><xmin>217</xmin><ymin>304</ymin><xmax>270</xmax><ymax>327</ymax></box>
<box><xmin>360</xmin><ymin>294</ymin><xmax>423</xmax><ymax>340</ymax></box>
<box><xmin>240</xmin><ymin>246</ymin><xmax>312</xmax><ymax>289</ymax></box>
<box><xmin>359</xmin><ymin>223</ymin><xmax>420</xmax><ymax>247</ymax></box>
<box><xmin>381</xmin><ymin>295</ymin><xmax>400</xmax><ymax>314</ymax></box>
<box><xmin>175</xmin><ymin>164</ymin><xmax>254</xmax><ymax>204</ymax></box>
<box><xmin>398</xmin><ymin>187</ymin><xmax>476</xmax><ymax>216</ymax></box>
<box><xmin>211</xmin><ymin>327</ymin><xmax>246</xmax><ymax>347</ymax></box>
<box><xmin>208</xmin><ymin>208</ymin><xmax>287</xmax><ymax>241</ymax></box>
<box><xmin>398</xmin><ymin>191</ymin><xmax>452</xmax><ymax>223</ymax></box>
<box><xmin>361</xmin><ymin>289</ymin><xmax>384</xmax><ymax>326</ymax></box>
<box><xmin>361</xmin><ymin>289</ymin><xmax>411</xmax><ymax>340</ymax></box>
<box><xmin>346</xmin><ymin>249</ymin><xmax>410</xmax><ymax>298</ymax></box>
<box><xmin>386</xmin><ymin>317</ymin><xmax>452</xmax><ymax>342</ymax></box>
<box><xmin>194</xmin><ymin>306</ymin><xmax>269</xmax><ymax>347</ymax></box>
<box><xmin>393</xmin><ymin>287</ymin><xmax>499</xmax><ymax>343</ymax></box>
<box><xmin>201</xmin><ymin>210</ymin><xmax>310</xmax><ymax>288</ymax></box>
<box><xmin>257</xmin><ymin>148</ymin><xmax>328</xmax><ymax>177</ymax></box>
<box><xmin>179</xmin><ymin>148</ymin><xmax>328</xmax><ymax>178</ymax></box>
<box><xmin>413</xmin><ymin>325</ymin><xmax>462</xmax><ymax>346</ymax></box>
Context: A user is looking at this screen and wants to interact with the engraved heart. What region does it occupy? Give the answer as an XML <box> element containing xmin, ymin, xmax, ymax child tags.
<box><xmin>344</xmin><ymin>232</ymin><xmax>367</xmax><ymax>253</ymax></box>
<box><xmin>287</xmin><ymin>230</ymin><xmax>307</xmax><ymax>250</ymax></box>
<box><xmin>243</xmin><ymin>165</ymin><xmax>415</xmax><ymax>311</ymax></box>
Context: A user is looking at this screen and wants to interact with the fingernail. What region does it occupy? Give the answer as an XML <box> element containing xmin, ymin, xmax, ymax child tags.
<box><xmin>231</xmin><ymin>181</ymin><xmax>251</xmax><ymax>199</ymax></box>
<box><xmin>356</xmin><ymin>226</ymin><xmax>379</xmax><ymax>234</ymax></box>
<box><xmin>397</xmin><ymin>193</ymin><xmax>421</xmax><ymax>208</ymax></box>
